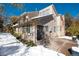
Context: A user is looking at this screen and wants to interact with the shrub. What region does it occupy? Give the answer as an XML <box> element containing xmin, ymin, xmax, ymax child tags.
<box><xmin>19</xmin><ymin>39</ymin><xmax>36</xmax><ymax>47</ymax></box>
<box><xmin>13</xmin><ymin>32</ymin><xmax>22</xmax><ymax>39</ymax></box>
<box><xmin>13</xmin><ymin>32</ymin><xmax>36</xmax><ymax>47</ymax></box>
<box><xmin>26</xmin><ymin>40</ymin><xmax>36</xmax><ymax>47</ymax></box>
<box><xmin>65</xmin><ymin>31</ymin><xmax>72</xmax><ymax>36</ymax></box>
<box><xmin>77</xmin><ymin>35</ymin><xmax>79</xmax><ymax>39</ymax></box>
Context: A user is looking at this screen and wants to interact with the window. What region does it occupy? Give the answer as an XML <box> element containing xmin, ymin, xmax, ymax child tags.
<box><xmin>23</xmin><ymin>26</ymin><xmax>31</xmax><ymax>33</ymax></box>
<box><xmin>26</xmin><ymin>25</ymin><xmax>30</xmax><ymax>33</ymax></box>
<box><xmin>54</xmin><ymin>26</ymin><xmax>56</xmax><ymax>32</ymax></box>
<box><xmin>22</xmin><ymin>27</ymin><xmax>26</xmax><ymax>33</ymax></box>
<box><xmin>54</xmin><ymin>26</ymin><xmax>61</xmax><ymax>32</ymax></box>
<box><xmin>45</xmin><ymin>26</ymin><xmax>48</xmax><ymax>31</ymax></box>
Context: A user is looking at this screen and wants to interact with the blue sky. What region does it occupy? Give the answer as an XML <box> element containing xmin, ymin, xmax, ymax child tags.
<box><xmin>0</xmin><ymin>3</ymin><xmax>79</xmax><ymax>17</ymax></box>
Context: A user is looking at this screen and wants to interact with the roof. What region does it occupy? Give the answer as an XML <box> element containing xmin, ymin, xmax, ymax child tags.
<box><xmin>31</xmin><ymin>14</ymin><xmax>53</xmax><ymax>20</ymax></box>
<box><xmin>21</xmin><ymin>11</ymin><xmax>39</xmax><ymax>18</ymax></box>
<box><xmin>31</xmin><ymin>14</ymin><xmax>54</xmax><ymax>25</ymax></box>
<box><xmin>20</xmin><ymin>4</ymin><xmax>56</xmax><ymax>19</ymax></box>
<box><xmin>14</xmin><ymin>4</ymin><xmax>59</xmax><ymax>26</ymax></box>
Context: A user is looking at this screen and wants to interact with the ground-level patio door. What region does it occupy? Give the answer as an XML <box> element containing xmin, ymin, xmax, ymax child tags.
<box><xmin>37</xmin><ymin>25</ymin><xmax>44</xmax><ymax>41</ymax></box>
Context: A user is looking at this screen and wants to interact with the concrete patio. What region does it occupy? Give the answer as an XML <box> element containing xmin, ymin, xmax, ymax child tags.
<box><xmin>48</xmin><ymin>38</ymin><xmax>77</xmax><ymax>56</ymax></box>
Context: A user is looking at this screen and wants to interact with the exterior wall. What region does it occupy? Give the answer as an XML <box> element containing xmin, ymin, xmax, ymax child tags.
<box><xmin>21</xmin><ymin>23</ymin><xmax>37</xmax><ymax>43</ymax></box>
<box><xmin>54</xmin><ymin>15</ymin><xmax>61</xmax><ymax>37</ymax></box>
<box><xmin>15</xmin><ymin>27</ymin><xmax>23</xmax><ymax>36</ymax></box>
<box><xmin>60</xmin><ymin>15</ymin><xmax>65</xmax><ymax>36</ymax></box>
<box><xmin>43</xmin><ymin>15</ymin><xmax>65</xmax><ymax>38</ymax></box>
<box><xmin>39</xmin><ymin>5</ymin><xmax>65</xmax><ymax>38</ymax></box>
<box><xmin>43</xmin><ymin>19</ymin><xmax>56</xmax><ymax>39</ymax></box>
<box><xmin>15</xmin><ymin>28</ymin><xmax>19</xmax><ymax>33</ymax></box>
<box><xmin>43</xmin><ymin>16</ymin><xmax>59</xmax><ymax>37</ymax></box>
<box><xmin>54</xmin><ymin>15</ymin><xmax>65</xmax><ymax>37</ymax></box>
<box><xmin>43</xmin><ymin>17</ymin><xmax>54</xmax><ymax>33</ymax></box>
<box><xmin>38</xmin><ymin>5</ymin><xmax>58</xmax><ymax>38</ymax></box>
<box><xmin>18</xmin><ymin>17</ymin><xmax>25</xmax><ymax>26</ymax></box>
<box><xmin>16</xmin><ymin>12</ymin><xmax>39</xmax><ymax>43</ymax></box>
<box><xmin>18</xmin><ymin>12</ymin><xmax>39</xmax><ymax>26</ymax></box>
<box><xmin>19</xmin><ymin>27</ymin><xmax>23</xmax><ymax>34</ymax></box>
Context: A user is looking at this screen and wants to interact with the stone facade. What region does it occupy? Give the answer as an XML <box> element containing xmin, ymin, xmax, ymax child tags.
<box><xmin>13</xmin><ymin>4</ymin><xmax>65</xmax><ymax>44</ymax></box>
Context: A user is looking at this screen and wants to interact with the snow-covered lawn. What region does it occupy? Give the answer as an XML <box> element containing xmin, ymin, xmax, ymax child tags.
<box><xmin>72</xmin><ymin>47</ymin><xmax>79</xmax><ymax>52</ymax></box>
<box><xmin>0</xmin><ymin>33</ymin><xmax>65</xmax><ymax>56</ymax></box>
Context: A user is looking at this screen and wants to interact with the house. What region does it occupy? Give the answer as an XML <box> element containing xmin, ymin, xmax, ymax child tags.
<box><xmin>13</xmin><ymin>4</ymin><xmax>65</xmax><ymax>44</ymax></box>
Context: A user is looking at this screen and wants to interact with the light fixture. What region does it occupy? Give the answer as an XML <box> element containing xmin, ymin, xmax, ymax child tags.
<box><xmin>26</xmin><ymin>16</ymin><xmax>29</xmax><ymax>19</ymax></box>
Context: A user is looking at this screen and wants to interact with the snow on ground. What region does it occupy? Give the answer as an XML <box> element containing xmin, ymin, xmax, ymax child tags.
<box><xmin>72</xmin><ymin>47</ymin><xmax>79</xmax><ymax>52</ymax></box>
<box><xmin>0</xmin><ymin>33</ymin><xmax>65</xmax><ymax>56</ymax></box>
<box><xmin>76</xmin><ymin>39</ymin><xmax>79</xmax><ymax>46</ymax></box>
<box><xmin>71</xmin><ymin>47</ymin><xmax>79</xmax><ymax>56</ymax></box>
<box><xmin>58</xmin><ymin>36</ymin><xmax>72</xmax><ymax>40</ymax></box>
<box><xmin>0</xmin><ymin>33</ymin><xmax>19</xmax><ymax>45</ymax></box>
<box><xmin>72</xmin><ymin>39</ymin><xmax>79</xmax><ymax>53</ymax></box>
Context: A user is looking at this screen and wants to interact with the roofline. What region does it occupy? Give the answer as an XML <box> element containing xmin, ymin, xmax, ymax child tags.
<box><xmin>20</xmin><ymin>11</ymin><xmax>39</xmax><ymax>16</ymax></box>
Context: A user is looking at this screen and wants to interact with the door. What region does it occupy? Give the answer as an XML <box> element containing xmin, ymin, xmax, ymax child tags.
<box><xmin>37</xmin><ymin>25</ymin><xmax>44</xmax><ymax>40</ymax></box>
